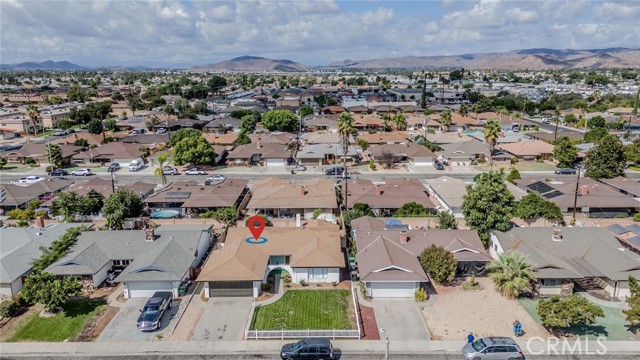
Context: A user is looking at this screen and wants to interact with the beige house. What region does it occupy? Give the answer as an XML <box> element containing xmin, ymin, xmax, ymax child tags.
<box><xmin>498</xmin><ymin>140</ymin><xmax>555</xmax><ymax>161</ymax></box>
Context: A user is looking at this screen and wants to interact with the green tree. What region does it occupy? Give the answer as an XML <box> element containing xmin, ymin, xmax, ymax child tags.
<box><xmin>239</xmin><ymin>114</ymin><xmax>257</xmax><ymax>134</ymax></box>
<box><xmin>483</xmin><ymin>119</ymin><xmax>502</xmax><ymax>165</ymax></box>
<box><xmin>173</xmin><ymin>136</ymin><xmax>217</xmax><ymax>166</ymax></box>
<box><xmin>624</xmin><ymin>143</ymin><xmax>640</xmax><ymax>164</ymax></box>
<box><xmin>26</xmin><ymin>105</ymin><xmax>40</xmax><ymax>136</ymax></box>
<box><xmin>0</xmin><ymin>156</ymin><xmax>7</xmax><ymax>170</ymax></box>
<box><xmin>51</xmin><ymin>191</ymin><xmax>89</xmax><ymax>221</ymax></box>
<box><xmin>87</xmin><ymin>118</ymin><xmax>103</xmax><ymax>134</ymax></box>
<box><xmin>202</xmin><ymin>205</ymin><xmax>238</xmax><ymax>226</ymax></box>
<box><xmin>462</xmin><ymin>170</ymin><xmax>515</xmax><ymax>247</ymax></box>
<box><xmin>152</xmin><ymin>153</ymin><xmax>171</xmax><ymax>185</ymax></box>
<box><xmin>299</xmin><ymin>105</ymin><xmax>314</xmax><ymax>118</ymax></box>
<box><xmin>21</xmin><ymin>272</ymin><xmax>82</xmax><ymax>310</ymax></box>
<box><xmin>343</xmin><ymin>202</ymin><xmax>374</xmax><ymax>229</ymax></box>
<box><xmin>487</xmin><ymin>251</ymin><xmax>535</xmax><ymax>298</ymax></box>
<box><xmin>73</xmin><ymin>138</ymin><xmax>89</xmax><ymax>147</ymax></box>
<box><xmin>262</xmin><ymin>110</ymin><xmax>298</xmax><ymax>131</ymax></box>
<box><xmin>208</xmin><ymin>75</ymin><xmax>227</xmax><ymax>94</ymax></box>
<box><xmin>45</xmin><ymin>144</ymin><xmax>64</xmax><ymax>169</ymax></box>
<box><xmin>506</xmin><ymin>168</ymin><xmax>521</xmax><ymax>184</ymax></box>
<box><xmin>623</xmin><ymin>276</ymin><xmax>640</xmax><ymax>325</ymax></box>
<box><xmin>169</xmin><ymin>128</ymin><xmax>201</xmax><ymax>146</ymax></box>
<box><xmin>104</xmin><ymin>117</ymin><xmax>118</xmax><ymax>131</ymax></box>
<box><xmin>514</xmin><ymin>192</ymin><xmax>563</xmax><ymax>223</ymax></box>
<box><xmin>56</xmin><ymin>117</ymin><xmax>74</xmax><ymax>130</ymax></box>
<box><xmin>419</xmin><ymin>245</ymin><xmax>458</xmax><ymax>286</ymax></box>
<box><xmin>553</xmin><ymin>136</ymin><xmax>578</xmax><ymax>168</ymax></box>
<box><xmin>230</xmin><ymin>109</ymin><xmax>253</xmax><ymax>119</ymax></box>
<box><xmin>357</xmin><ymin>139</ymin><xmax>369</xmax><ymax>151</ymax></box>
<box><xmin>439</xmin><ymin>110</ymin><xmax>453</xmax><ymax>132</ymax></box>
<box><xmin>587</xmin><ymin>115</ymin><xmax>606</xmax><ymax>129</ymax></box>
<box><xmin>396</xmin><ymin>202</ymin><xmax>429</xmax><ymax>217</ymax></box>
<box><xmin>235</xmin><ymin>131</ymin><xmax>251</xmax><ymax>146</ymax></box>
<box><xmin>392</xmin><ymin>112</ymin><xmax>407</xmax><ymax>130</ymax></box>
<box><xmin>337</xmin><ymin>111</ymin><xmax>354</xmax><ymax>190</ymax></box>
<box><xmin>193</xmin><ymin>100</ymin><xmax>209</xmax><ymax>114</ymax></box>
<box><xmin>101</xmin><ymin>189</ymin><xmax>144</xmax><ymax>230</ymax></box>
<box><xmin>537</xmin><ymin>295</ymin><xmax>604</xmax><ymax>331</ymax></box>
<box><xmin>584</xmin><ymin>127</ymin><xmax>608</xmax><ymax>143</ymax></box>
<box><xmin>585</xmin><ymin>134</ymin><xmax>626</xmax><ymax>179</ymax></box>
<box><xmin>437</xmin><ymin>211</ymin><xmax>458</xmax><ymax>229</ymax></box>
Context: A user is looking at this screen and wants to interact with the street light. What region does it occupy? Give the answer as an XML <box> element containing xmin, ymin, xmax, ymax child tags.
<box><xmin>380</xmin><ymin>327</ymin><xmax>389</xmax><ymax>360</ymax></box>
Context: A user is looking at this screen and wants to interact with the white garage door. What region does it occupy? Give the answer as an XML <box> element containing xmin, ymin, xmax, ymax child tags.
<box><xmin>127</xmin><ymin>281</ymin><xmax>173</xmax><ymax>298</ymax></box>
<box><xmin>369</xmin><ymin>282</ymin><xmax>416</xmax><ymax>298</ymax></box>
<box><xmin>414</xmin><ymin>160</ymin><xmax>432</xmax><ymax>166</ymax></box>
<box><xmin>265</xmin><ymin>159</ymin><xmax>285</xmax><ymax>167</ymax></box>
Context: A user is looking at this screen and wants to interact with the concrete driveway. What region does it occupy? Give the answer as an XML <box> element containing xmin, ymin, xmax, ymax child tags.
<box><xmin>373</xmin><ymin>298</ymin><xmax>431</xmax><ymax>341</ymax></box>
<box><xmin>190</xmin><ymin>297</ymin><xmax>253</xmax><ymax>341</ymax></box>
<box><xmin>97</xmin><ymin>297</ymin><xmax>182</xmax><ymax>342</ymax></box>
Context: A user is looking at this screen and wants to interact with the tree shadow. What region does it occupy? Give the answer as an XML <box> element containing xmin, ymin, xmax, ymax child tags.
<box><xmin>625</xmin><ymin>323</ymin><xmax>640</xmax><ymax>335</ymax></box>
<box><xmin>62</xmin><ymin>297</ymin><xmax>107</xmax><ymax>317</ymax></box>
<box><xmin>552</xmin><ymin>324</ymin><xmax>609</xmax><ymax>338</ymax></box>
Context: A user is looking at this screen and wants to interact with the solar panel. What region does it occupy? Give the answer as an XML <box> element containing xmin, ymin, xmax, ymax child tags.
<box><xmin>165</xmin><ymin>191</ymin><xmax>191</xmax><ymax>199</ymax></box>
<box><xmin>628</xmin><ymin>236</ymin><xmax>640</xmax><ymax>247</ymax></box>
<box><xmin>627</xmin><ymin>224</ymin><xmax>640</xmax><ymax>236</ymax></box>
<box><xmin>527</xmin><ymin>181</ymin><xmax>554</xmax><ymax>194</ymax></box>
<box><xmin>608</xmin><ymin>224</ymin><xmax>629</xmax><ymax>235</ymax></box>
<box><xmin>542</xmin><ymin>190</ymin><xmax>564</xmax><ymax>199</ymax></box>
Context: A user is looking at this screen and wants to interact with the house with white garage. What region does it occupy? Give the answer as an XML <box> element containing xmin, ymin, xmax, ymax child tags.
<box><xmin>0</xmin><ymin>223</ymin><xmax>87</xmax><ymax>299</ymax></box>
<box><xmin>46</xmin><ymin>224</ymin><xmax>214</xmax><ymax>298</ymax></box>
<box><xmin>226</xmin><ymin>142</ymin><xmax>292</xmax><ymax>167</ymax></box>
<box><xmin>368</xmin><ymin>143</ymin><xmax>436</xmax><ymax>167</ymax></box>
<box><xmin>197</xmin><ymin>224</ymin><xmax>345</xmax><ymax>298</ymax></box>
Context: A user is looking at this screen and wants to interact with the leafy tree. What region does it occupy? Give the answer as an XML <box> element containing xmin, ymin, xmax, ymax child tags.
<box><xmin>230</xmin><ymin>109</ymin><xmax>253</xmax><ymax>119</ymax></box>
<box><xmin>563</xmin><ymin>113</ymin><xmax>577</xmax><ymax>124</ymax></box>
<box><xmin>45</xmin><ymin>144</ymin><xmax>64</xmax><ymax>169</ymax></box>
<box><xmin>514</xmin><ymin>192</ymin><xmax>563</xmax><ymax>223</ymax></box>
<box><xmin>553</xmin><ymin>136</ymin><xmax>578</xmax><ymax>168</ymax></box>
<box><xmin>169</xmin><ymin>128</ymin><xmax>201</xmax><ymax>146</ymax></box>
<box><xmin>487</xmin><ymin>251</ymin><xmax>535</xmax><ymax>298</ymax></box>
<box><xmin>299</xmin><ymin>105</ymin><xmax>314</xmax><ymax>118</ymax></box>
<box><xmin>437</xmin><ymin>211</ymin><xmax>458</xmax><ymax>229</ymax></box>
<box><xmin>239</xmin><ymin>114</ymin><xmax>257</xmax><ymax>134</ymax></box>
<box><xmin>419</xmin><ymin>245</ymin><xmax>458</xmax><ymax>286</ymax></box>
<box><xmin>111</xmin><ymin>92</ymin><xmax>125</xmax><ymax>101</ymax></box>
<box><xmin>152</xmin><ymin>153</ymin><xmax>171</xmax><ymax>185</ymax></box>
<box><xmin>623</xmin><ymin>276</ymin><xmax>640</xmax><ymax>325</ymax></box>
<box><xmin>73</xmin><ymin>138</ymin><xmax>89</xmax><ymax>147</ymax></box>
<box><xmin>483</xmin><ymin>119</ymin><xmax>502</xmax><ymax>165</ymax></box>
<box><xmin>208</xmin><ymin>75</ymin><xmax>227</xmax><ymax>94</ymax></box>
<box><xmin>101</xmin><ymin>189</ymin><xmax>144</xmax><ymax>230</ymax></box>
<box><xmin>202</xmin><ymin>205</ymin><xmax>238</xmax><ymax>226</ymax></box>
<box><xmin>585</xmin><ymin>134</ymin><xmax>626</xmax><ymax>179</ymax></box>
<box><xmin>235</xmin><ymin>131</ymin><xmax>251</xmax><ymax>145</ymax></box>
<box><xmin>0</xmin><ymin>156</ymin><xmax>6</xmax><ymax>170</ymax></box>
<box><xmin>32</xmin><ymin>226</ymin><xmax>84</xmax><ymax>272</ymax></box>
<box><xmin>173</xmin><ymin>136</ymin><xmax>217</xmax><ymax>166</ymax></box>
<box><xmin>343</xmin><ymin>203</ymin><xmax>374</xmax><ymax>229</ymax></box>
<box><xmin>104</xmin><ymin>117</ymin><xmax>118</xmax><ymax>131</ymax></box>
<box><xmin>420</xmin><ymin>80</ymin><xmax>427</xmax><ymax>109</ymax></box>
<box><xmin>56</xmin><ymin>118</ymin><xmax>74</xmax><ymax>130</ymax></box>
<box><xmin>21</xmin><ymin>272</ymin><xmax>82</xmax><ymax>310</ymax></box>
<box><xmin>537</xmin><ymin>295</ymin><xmax>604</xmax><ymax>331</ymax></box>
<box><xmin>193</xmin><ymin>100</ymin><xmax>209</xmax><ymax>114</ymax></box>
<box><xmin>439</xmin><ymin>110</ymin><xmax>453</xmax><ymax>132</ymax></box>
<box><xmin>462</xmin><ymin>170</ymin><xmax>515</xmax><ymax>247</ymax></box>
<box><xmin>357</xmin><ymin>139</ymin><xmax>369</xmax><ymax>151</ymax></box>
<box><xmin>262</xmin><ymin>110</ymin><xmax>298</xmax><ymax>132</ymax></box>
<box><xmin>51</xmin><ymin>191</ymin><xmax>90</xmax><ymax>221</ymax></box>
<box><xmin>87</xmin><ymin>118</ymin><xmax>103</xmax><ymax>134</ymax></box>
<box><xmin>584</xmin><ymin>127</ymin><xmax>608</xmax><ymax>143</ymax></box>
<box><xmin>392</xmin><ymin>112</ymin><xmax>407</xmax><ymax>130</ymax></box>
<box><xmin>624</xmin><ymin>143</ymin><xmax>640</xmax><ymax>164</ymax></box>
<box><xmin>506</xmin><ymin>168</ymin><xmax>521</xmax><ymax>184</ymax></box>
<box><xmin>396</xmin><ymin>202</ymin><xmax>429</xmax><ymax>217</ymax></box>
<box><xmin>587</xmin><ymin>115</ymin><xmax>606</xmax><ymax>129</ymax></box>
<box><xmin>414</xmin><ymin>135</ymin><xmax>442</xmax><ymax>152</ymax></box>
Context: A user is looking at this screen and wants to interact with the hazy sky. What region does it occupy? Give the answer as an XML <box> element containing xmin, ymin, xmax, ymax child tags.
<box><xmin>2</xmin><ymin>0</ymin><xmax>639</xmax><ymax>67</ymax></box>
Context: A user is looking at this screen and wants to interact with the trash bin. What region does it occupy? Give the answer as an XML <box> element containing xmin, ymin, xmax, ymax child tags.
<box><xmin>178</xmin><ymin>284</ymin><xmax>188</xmax><ymax>296</ymax></box>
<box><xmin>291</xmin><ymin>170</ymin><xmax>295</xmax><ymax>175</ymax></box>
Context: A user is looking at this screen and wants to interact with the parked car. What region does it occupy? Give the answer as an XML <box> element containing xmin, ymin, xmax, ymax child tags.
<box><xmin>52</xmin><ymin>130</ymin><xmax>67</xmax><ymax>136</ymax></box>
<box><xmin>48</xmin><ymin>169</ymin><xmax>68</xmax><ymax>177</ymax></box>
<box><xmin>554</xmin><ymin>168</ymin><xmax>576</xmax><ymax>175</ymax></box>
<box><xmin>107</xmin><ymin>163</ymin><xmax>121</xmax><ymax>172</ymax></box>
<box><xmin>156</xmin><ymin>128</ymin><xmax>167</xmax><ymax>134</ymax></box>
<box><xmin>129</xmin><ymin>128</ymin><xmax>146</xmax><ymax>135</ymax></box>
<box><xmin>128</xmin><ymin>158</ymin><xmax>144</xmax><ymax>172</ymax></box>
<box><xmin>462</xmin><ymin>337</ymin><xmax>524</xmax><ymax>360</ymax></box>
<box><xmin>71</xmin><ymin>168</ymin><xmax>93</xmax><ymax>176</ymax></box>
<box><xmin>435</xmin><ymin>162</ymin><xmax>445</xmax><ymax>170</ymax></box>
<box><xmin>296</xmin><ymin>164</ymin><xmax>307</xmax><ymax>171</ymax></box>
<box><xmin>280</xmin><ymin>338</ymin><xmax>335</xmax><ymax>360</ymax></box>
<box><xmin>324</xmin><ymin>167</ymin><xmax>345</xmax><ymax>176</ymax></box>
<box><xmin>136</xmin><ymin>291</ymin><xmax>173</xmax><ymax>331</ymax></box>
<box><xmin>185</xmin><ymin>168</ymin><xmax>207</xmax><ymax>175</ymax></box>
<box><xmin>162</xmin><ymin>167</ymin><xmax>179</xmax><ymax>175</ymax></box>
<box><xmin>206</xmin><ymin>174</ymin><xmax>226</xmax><ymax>182</ymax></box>
<box><xmin>18</xmin><ymin>175</ymin><xmax>44</xmax><ymax>184</ymax></box>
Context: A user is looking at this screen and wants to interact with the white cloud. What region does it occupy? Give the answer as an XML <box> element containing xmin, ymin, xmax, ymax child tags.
<box><xmin>506</xmin><ymin>8</ymin><xmax>537</xmax><ymax>23</ymax></box>
<box><xmin>596</xmin><ymin>1</ymin><xmax>640</xmax><ymax>19</ymax></box>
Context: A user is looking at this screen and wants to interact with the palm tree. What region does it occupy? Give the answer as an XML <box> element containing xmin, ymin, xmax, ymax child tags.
<box><xmin>337</xmin><ymin>111</ymin><xmax>354</xmax><ymax>208</ymax></box>
<box><xmin>152</xmin><ymin>153</ymin><xmax>171</xmax><ymax>185</ymax></box>
<box><xmin>439</xmin><ymin>109</ymin><xmax>453</xmax><ymax>132</ymax></box>
<box><xmin>483</xmin><ymin>119</ymin><xmax>501</xmax><ymax>165</ymax></box>
<box><xmin>487</xmin><ymin>251</ymin><xmax>535</xmax><ymax>298</ymax></box>
<box><xmin>25</xmin><ymin>105</ymin><xmax>40</xmax><ymax>141</ymax></box>
<box><xmin>146</xmin><ymin>116</ymin><xmax>161</xmax><ymax>132</ymax></box>
<box><xmin>459</xmin><ymin>104</ymin><xmax>469</xmax><ymax>117</ymax></box>
<box><xmin>392</xmin><ymin>112</ymin><xmax>407</xmax><ymax>130</ymax></box>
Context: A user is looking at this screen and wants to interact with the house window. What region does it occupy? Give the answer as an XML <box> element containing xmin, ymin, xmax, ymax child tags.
<box><xmin>540</xmin><ymin>279</ymin><xmax>561</xmax><ymax>287</ymax></box>
<box><xmin>309</xmin><ymin>268</ymin><xmax>328</xmax><ymax>280</ymax></box>
<box><xmin>113</xmin><ymin>259</ymin><xmax>132</xmax><ymax>266</ymax></box>
<box><xmin>269</xmin><ymin>255</ymin><xmax>291</xmax><ymax>265</ymax></box>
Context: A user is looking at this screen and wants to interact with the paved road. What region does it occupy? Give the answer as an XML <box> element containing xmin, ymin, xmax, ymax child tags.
<box><xmin>4</xmin><ymin>354</ymin><xmax>640</xmax><ymax>359</ymax></box>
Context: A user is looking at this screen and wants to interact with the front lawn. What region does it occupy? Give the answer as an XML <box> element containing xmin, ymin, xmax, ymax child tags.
<box><xmin>7</xmin><ymin>298</ymin><xmax>106</xmax><ymax>342</ymax></box>
<box><xmin>250</xmin><ymin>290</ymin><xmax>352</xmax><ymax>330</ymax></box>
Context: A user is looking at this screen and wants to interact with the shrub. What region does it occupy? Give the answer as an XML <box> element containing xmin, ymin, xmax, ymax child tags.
<box><xmin>0</xmin><ymin>299</ymin><xmax>21</xmax><ymax>318</ymax></box>
<box><xmin>299</xmin><ymin>279</ymin><xmax>308</xmax><ymax>287</ymax></box>
<box><xmin>332</xmin><ymin>281</ymin><xmax>338</xmax><ymax>287</ymax></box>
<box><xmin>368</xmin><ymin>159</ymin><xmax>376</xmax><ymax>171</ymax></box>
<box><xmin>414</xmin><ymin>288</ymin><xmax>428</xmax><ymax>302</ymax></box>
<box><xmin>419</xmin><ymin>245</ymin><xmax>458</xmax><ymax>286</ymax></box>
<box><xmin>282</xmin><ymin>273</ymin><xmax>292</xmax><ymax>284</ymax></box>
<box><xmin>633</xmin><ymin>213</ymin><xmax>640</xmax><ymax>222</ymax></box>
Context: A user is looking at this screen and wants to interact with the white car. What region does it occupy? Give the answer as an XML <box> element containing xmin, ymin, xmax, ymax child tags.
<box><xmin>18</xmin><ymin>176</ymin><xmax>44</xmax><ymax>184</ymax></box>
<box><xmin>205</xmin><ymin>175</ymin><xmax>226</xmax><ymax>185</ymax></box>
<box><xmin>53</xmin><ymin>130</ymin><xmax>67</xmax><ymax>136</ymax></box>
<box><xmin>185</xmin><ymin>168</ymin><xmax>207</xmax><ymax>175</ymax></box>
<box><xmin>71</xmin><ymin>168</ymin><xmax>93</xmax><ymax>176</ymax></box>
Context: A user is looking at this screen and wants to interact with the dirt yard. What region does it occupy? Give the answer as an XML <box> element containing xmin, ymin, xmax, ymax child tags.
<box><xmin>422</xmin><ymin>277</ymin><xmax>549</xmax><ymax>340</ymax></box>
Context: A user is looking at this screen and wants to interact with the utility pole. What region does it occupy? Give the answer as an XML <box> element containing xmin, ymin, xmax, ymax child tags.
<box><xmin>571</xmin><ymin>166</ymin><xmax>582</xmax><ymax>223</ymax></box>
<box><xmin>110</xmin><ymin>171</ymin><xmax>116</xmax><ymax>194</ymax></box>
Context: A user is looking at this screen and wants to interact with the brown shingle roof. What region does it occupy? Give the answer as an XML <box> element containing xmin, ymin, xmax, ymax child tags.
<box><xmin>347</xmin><ymin>179</ymin><xmax>435</xmax><ymax>210</ymax></box>
<box><xmin>498</xmin><ymin>140</ymin><xmax>555</xmax><ymax>156</ymax></box>
<box><xmin>144</xmin><ymin>179</ymin><xmax>248</xmax><ymax>209</ymax></box>
<box><xmin>227</xmin><ymin>142</ymin><xmax>290</xmax><ymax>160</ymax></box>
<box><xmin>247</xmin><ymin>177</ymin><xmax>338</xmax><ymax>210</ymax></box>
<box><xmin>368</xmin><ymin>143</ymin><xmax>435</xmax><ymax>159</ymax></box>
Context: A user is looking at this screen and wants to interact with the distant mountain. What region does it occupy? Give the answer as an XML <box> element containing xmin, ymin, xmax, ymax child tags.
<box><xmin>0</xmin><ymin>60</ymin><xmax>88</xmax><ymax>71</ymax></box>
<box><xmin>191</xmin><ymin>55</ymin><xmax>307</xmax><ymax>72</ymax></box>
<box><xmin>326</xmin><ymin>48</ymin><xmax>640</xmax><ymax>69</ymax></box>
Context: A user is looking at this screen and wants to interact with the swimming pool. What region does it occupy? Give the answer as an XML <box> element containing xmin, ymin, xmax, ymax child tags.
<box><xmin>150</xmin><ymin>209</ymin><xmax>180</xmax><ymax>219</ymax></box>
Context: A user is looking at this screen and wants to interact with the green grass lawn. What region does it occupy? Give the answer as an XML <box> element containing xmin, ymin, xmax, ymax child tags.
<box><xmin>250</xmin><ymin>290</ymin><xmax>352</xmax><ymax>330</ymax></box>
<box><xmin>519</xmin><ymin>298</ymin><xmax>640</xmax><ymax>341</ymax></box>
<box><xmin>7</xmin><ymin>298</ymin><xmax>106</xmax><ymax>342</ymax></box>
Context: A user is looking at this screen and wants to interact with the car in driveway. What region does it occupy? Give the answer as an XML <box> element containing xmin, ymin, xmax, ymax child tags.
<box><xmin>462</xmin><ymin>337</ymin><xmax>524</xmax><ymax>360</ymax></box>
<box><xmin>137</xmin><ymin>292</ymin><xmax>173</xmax><ymax>331</ymax></box>
<box><xmin>185</xmin><ymin>167</ymin><xmax>207</xmax><ymax>175</ymax></box>
<box><xmin>554</xmin><ymin>168</ymin><xmax>576</xmax><ymax>175</ymax></box>
<box><xmin>435</xmin><ymin>162</ymin><xmax>445</xmax><ymax>170</ymax></box>
<box><xmin>296</xmin><ymin>164</ymin><xmax>307</xmax><ymax>171</ymax></box>
<box><xmin>48</xmin><ymin>169</ymin><xmax>68</xmax><ymax>177</ymax></box>
<box><xmin>107</xmin><ymin>163</ymin><xmax>121</xmax><ymax>172</ymax></box>
<box><xmin>281</xmin><ymin>338</ymin><xmax>335</xmax><ymax>360</ymax></box>
<box><xmin>19</xmin><ymin>176</ymin><xmax>44</xmax><ymax>184</ymax></box>
<box><xmin>163</xmin><ymin>167</ymin><xmax>179</xmax><ymax>175</ymax></box>
<box><xmin>71</xmin><ymin>168</ymin><xmax>93</xmax><ymax>176</ymax></box>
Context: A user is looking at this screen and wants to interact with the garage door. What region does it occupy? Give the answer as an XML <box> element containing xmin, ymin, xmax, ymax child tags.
<box><xmin>127</xmin><ymin>281</ymin><xmax>173</xmax><ymax>298</ymax></box>
<box><xmin>265</xmin><ymin>159</ymin><xmax>285</xmax><ymax>167</ymax></box>
<box><xmin>369</xmin><ymin>282</ymin><xmax>416</xmax><ymax>298</ymax></box>
<box><xmin>209</xmin><ymin>281</ymin><xmax>253</xmax><ymax>297</ymax></box>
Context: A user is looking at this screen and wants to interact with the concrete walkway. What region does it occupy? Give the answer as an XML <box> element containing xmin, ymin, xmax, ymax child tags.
<box><xmin>256</xmin><ymin>279</ymin><xmax>284</xmax><ymax>306</ymax></box>
<box><xmin>576</xmin><ymin>290</ymin><xmax>630</xmax><ymax>310</ymax></box>
<box><xmin>372</xmin><ymin>298</ymin><xmax>431</xmax><ymax>341</ymax></box>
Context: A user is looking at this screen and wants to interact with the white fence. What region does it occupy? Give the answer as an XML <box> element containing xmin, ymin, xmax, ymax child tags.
<box><xmin>245</xmin><ymin>329</ymin><xmax>360</xmax><ymax>340</ymax></box>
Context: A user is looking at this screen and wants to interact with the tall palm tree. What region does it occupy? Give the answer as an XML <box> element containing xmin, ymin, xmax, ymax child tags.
<box><xmin>25</xmin><ymin>105</ymin><xmax>40</xmax><ymax>141</ymax></box>
<box><xmin>392</xmin><ymin>112</ymin><xmax>407</xmax><ymax>131</ymax></box>
<box><xmin>483</xmin><ymin>119</ymin><xmax>501</xmax><ymax>165</ymax></box>
<box><xmin>487</xmin><ymin>251</ymin><xmax>535</xmax><ymax>299</ymax></box>
<box><xmin>337</xmin><ymin>111</ymin><xmax>354</xmax><ymax>209</ymax></box>
<box><xmin>439</xmin><ymin>109</ymin><xmax>453</xmax><ymax>132</ymax></box>
<box><xmin>152</xmin><ymin>153</ymin><xmax>171</xmax><ymax>185</ymax></box>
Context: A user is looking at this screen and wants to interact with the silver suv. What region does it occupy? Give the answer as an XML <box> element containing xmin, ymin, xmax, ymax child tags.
<box><xmin>462</xmin><ymin>337</ymin><xmax>524</xmax><ymax>360</ymax></box>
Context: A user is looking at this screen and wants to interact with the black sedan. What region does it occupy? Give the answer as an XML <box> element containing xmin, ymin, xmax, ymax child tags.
<box><xmin>48</xmin><ymin>169</ymin><xmax>68</xmax><ymax>176</ymax></box>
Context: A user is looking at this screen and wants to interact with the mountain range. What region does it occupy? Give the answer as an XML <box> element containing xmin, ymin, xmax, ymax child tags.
<box><xmin>189</xmin><ymin>55</ymin><xmax>307</xmax><ymax>72</ymax></box>
<box><xmin>0</xmin><ymin>60</ymin><xmax>88</xmax><ymax>71</ymax></box>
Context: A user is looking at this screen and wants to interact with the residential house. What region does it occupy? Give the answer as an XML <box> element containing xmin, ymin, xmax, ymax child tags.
<box><xmin>296</xmin><ymin>143</ymin><xmax>358</xmax><ymax>167</ymax></box>
<box><xmin>250</xmin><ymin>132</ymin><xmax>297</xmax><ymax>145</ymax></box>
<box><xmin>346</xmin><ymin>179</ymin><xmax>436</xmax><ymax>216</ymax></box>
<box><xmin>4</xmin><ymin>143</ymin><xmax>83</xmax><ymax>166</ymax></box>
<box><xmin>0</xmin><ymin>223</ymin><xmax>89</xmax><ymax>299</ymax></box>
<box><xmin>247</xmin><ymin>177</ymin><xmax>338</xmax><ymax>219</ymax></box>
<box><xmin>227</xmin><ymin>142</ymin><xmax>291</xmax><ymax>167</ymax></box>
<box><xmin>368</xmin><ymin>143</ymin><xmax>436</xmax><ymax>167</ymax></box>
<box><xmin>305</xmin><ymin>114</ymin><xmax>338</xmax><ymax>131</ymax></box>
<box><xmin>0</xmin><ymin>179</ymin><xmax>74</xmax><ymax>211</ymax></box>
<box><xmin>151</xmin><ymin>118</ymin><xmax>209</xmax><ymax>131</ymax></box>
<box><xmin>352</xmin><ymin>114</ymin><xmax>383</xmax><ymax>130</ymax></box>
<box><xmin>598</xmin><ymin>177</ymin><xmax>640</xmax><ymax>199</ymax></box>
<box><xmin>0</xmin><ymin>128</ymin><xmax>16</xmax><ymax>140</ymax></box>
<box><xmin>358</xmin><ymin>132</ymin><xmax>410</xmax><ymax>145</ymax></box>
<box><xmin>64</xmin><ymin>177</ymin><xmax>155</xmax><ymax>199</ymax></box>
<box><xmin>205</xmin><ymin>116</ymin><xmax>242</xmax><ymax>132</ymax></box>
<box><xmin>0</xmin><ymin>116</ymin><xmax>41</xmax><ymax>134</ymax></box>
<box><xmin>197</xmin><ymin>225</ymin><xmax>344</xmax><ymax>298</ymax></box>
<box><xmin>144</xmin><ymin>179</ymin><xmax>249</xmax><ymax>215</ymax></box>
<box><xmin>40</xmin><ymin>108</ymin><xmax>71</xmax><ymax>129</ymax></box>
<box><xmin>46</xmin><ymin>225</ymin><xmax>214</xmax><ymax>298</ymax></box>
<box><xmin>71</xmin><ymin>142</ymin><xmax>145</xmax><ymax>166</ymax></box>
<box><xmin>490</xmin><ymin>227</ymin><xmax>640</xmax><ymax>299</ymax></box>
<box><xmin>439</xmin><ymin>141</ymin><xmax>491</xmax><ymax>165</ymax></box>
<box><xmin>424</xmin><ymin>177</ymin><xmax>468</xmax><ymax>217</ymax></box>
<box><xmin>203</xmin><ymin>132</ymin><xmax>239</xmax><ymax>146</ymax></box>
<box><xmin>527</xmin><ymin>130</ymin><xmax>584</xmax><ymax>142</ymax></box>
<box><xmin>119</xmin><ymin>133</ymin><xmax>170</xmax><ymax>147</ymax></box>
<box><xmin>497</xmin><ymin>140</ymin><xmax>555</xmax><ymax>161</ymax></box>
<box><xmin>609</xmin><ymin>224</ymin><xmax>640</xmax><ymax>255</ymax></box>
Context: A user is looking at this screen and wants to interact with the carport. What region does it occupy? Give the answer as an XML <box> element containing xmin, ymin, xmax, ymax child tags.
<box><xmin>208</xmin><ymin>281</ymin><xmax>253</xmax><ymax>297</ymax></box>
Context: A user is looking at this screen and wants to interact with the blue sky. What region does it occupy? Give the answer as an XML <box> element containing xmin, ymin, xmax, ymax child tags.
<box><xmin>2</xmin><ymin>0</ymin><xmax>639</xmax><ymax>67</ymax></box>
